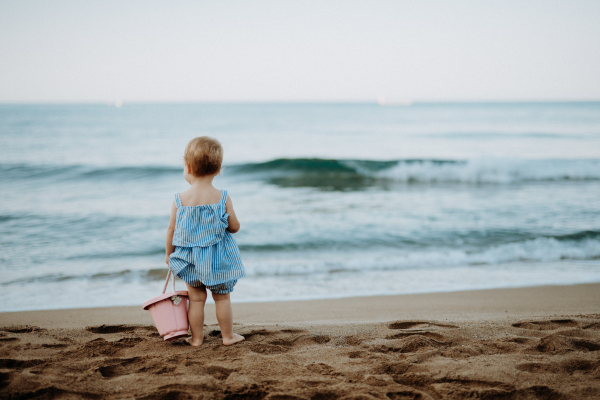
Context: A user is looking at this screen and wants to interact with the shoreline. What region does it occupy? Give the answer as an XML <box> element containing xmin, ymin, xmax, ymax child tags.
<box><xmin>1</xmin><ymin>282</ymin><xmax>598</xmax><ymax>328</ymax></box>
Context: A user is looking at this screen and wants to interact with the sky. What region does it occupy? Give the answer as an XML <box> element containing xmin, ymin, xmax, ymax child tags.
<box><xmin>1</xmin><ymin>0</ymin><xmax>599</xmax><ymax>103</ymax></box>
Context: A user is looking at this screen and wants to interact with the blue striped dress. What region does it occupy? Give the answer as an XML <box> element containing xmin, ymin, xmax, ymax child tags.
<box><xmin>168</xmin><ymin>190</ymin><xmax>245</xmax><ymax>293</ymax></box>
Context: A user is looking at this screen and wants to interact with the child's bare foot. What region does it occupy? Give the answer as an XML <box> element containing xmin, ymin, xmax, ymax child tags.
<box><xmin>186</xmin><ymin>336</ymin><xmax>203</xmax><ymax>347</ymax></box>
<box><xmin>222</xmin><ymin>333</ymin><xmax>245</xmax><ymax>346</ymax></box>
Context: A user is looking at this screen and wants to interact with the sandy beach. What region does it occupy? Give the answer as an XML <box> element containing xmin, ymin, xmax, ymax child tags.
<box><xmin>1</xmin><ymin>283</ymin><xmax>599</xmax><ymax>399</ymax></box>
<box><xmin>2</xmin><ymin>4</ymin><xmax>600</xmax><ymax>399</ymax></box>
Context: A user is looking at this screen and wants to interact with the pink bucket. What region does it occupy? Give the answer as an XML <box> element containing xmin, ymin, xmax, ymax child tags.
<box><xmin>143</xmin><ymin>270</ymin><xmax>189</xmax><ymax>341</ymax></box>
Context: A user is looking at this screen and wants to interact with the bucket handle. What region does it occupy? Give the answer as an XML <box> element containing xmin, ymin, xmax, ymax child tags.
<box><xmin>162</xmin><ymin>269</ymin><xmax>176</xmax><ymax>294</ymax></box>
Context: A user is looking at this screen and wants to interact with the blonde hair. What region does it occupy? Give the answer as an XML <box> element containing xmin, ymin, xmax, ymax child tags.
<box><xmin>184</xmin><ymin>136</ymin><xmax>223</xmax><ymax>177</ymax></box>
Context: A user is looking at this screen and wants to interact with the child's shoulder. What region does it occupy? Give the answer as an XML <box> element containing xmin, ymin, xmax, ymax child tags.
<box><xmin>178</xmin><ymin>187</ymin><xmax>225</xmax><ymax>207</ymax></box>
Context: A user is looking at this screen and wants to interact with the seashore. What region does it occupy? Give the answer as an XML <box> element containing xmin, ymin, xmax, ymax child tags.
<box><xmin>0</xmin><ymin>283</ymin><xmax>599</xmax><ymax>399</ymax></box>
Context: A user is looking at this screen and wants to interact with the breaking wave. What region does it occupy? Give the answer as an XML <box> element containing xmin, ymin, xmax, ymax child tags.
<box><xmin>230</xmin><ymin>158</ymin><xmax>600</xmax><ymax>186</ymax></box>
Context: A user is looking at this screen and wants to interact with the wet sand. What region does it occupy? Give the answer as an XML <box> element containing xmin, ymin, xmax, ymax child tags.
<box><xmin>1</xmin><ymin>283</ymin><xmax>599</xmax><ymax>399</ymax></box>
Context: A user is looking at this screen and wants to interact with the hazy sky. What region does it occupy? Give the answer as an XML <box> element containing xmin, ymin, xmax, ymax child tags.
<box><xmin>1</xmin><ymin>0</ymin><xmax>599</xmax><ymax>102</ymax></box>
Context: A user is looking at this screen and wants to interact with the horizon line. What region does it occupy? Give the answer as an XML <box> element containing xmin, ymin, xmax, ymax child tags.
<box><xmin>1</xmin><ymin>99</ymin><xmax>600</xmax><ymax>106</ymax></box>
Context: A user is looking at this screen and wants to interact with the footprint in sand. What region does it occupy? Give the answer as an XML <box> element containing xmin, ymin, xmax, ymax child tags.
<box><xmin>388</xmin><ymin>321</ymin><xmax>458</xmax><ymax>330</ymax></box>
<box><xmin>348</xmin><ymin>350</ymin><xmax>366</xmax><ymax>359</ymax></box>
<box><xmin>249</xmin><ymin>343</ymin><xmax>291</xmax><ymax>355</ymax></box>
<box><xmin>502</xmin><ymin>336</ymin><xmax>533</xmax><ymax>344</ymax></box>
<box><xmin>516</xmin><ymin>362</ymin><xmax>562</xmax><ymax>373</ymax></box>
<box><xmin>398</xmin><ymin>336</ymin><xmax>445</xmax><ymax>353</ymax></box>
<box><xmin>386</xmin><ymin>331</ymin><xmax>446</xmax><ymax>341</ymax></box>
<box><xmin>85</xmin><ymin>324</ymin><xmax>136</xmax><ymax>334</ymax></box>
<box><xmin>242</xmin><ymin>329</ymin><xmax>274</xmax><ymax>340</ymax></box>
<box><xmin>0</xmin><ymin>326</ymin><xmax>46</xmax><ymax>334</ymax></box>
<box><xmin>312</xmin><ymin>335</ymin><xmax>331</xmax><ymax>344</ymax></box>
<box><xmin>269</xmin><ymin>338</ymin><xmax>296</xmax><ymax>347</ymax></box>
<box><xmin>534</xmin><ymin>334</ymin><xmax>600</xmax><ymax>354</ymax></box>
<box><xmin>97</xmin><ymin>364</ymin><xmax>127</xmax><ymax>378</ymax></box>
<box><xmin>96</xmin><ymin>357</ymin><xmax>142</xmax><ymax>378</ymax></box>
<box><xmin>373</xmin><ymin>335</ymin><xmax>445</xmax><ymax>354</ymax></box>
<box><xmin>512</xmin><ymin>319</ymin><xmax>579</xmax><ymax>331</ymax></box>
<box><xmin>203</xmin><ymin>365</ymin><xmax>235</xmax><ymax>380</ymax></box>
<box><xmin>41</xmin><ymin>343</ymin><xmax>67</xmax><ymax>349</ymax></box>
<box><xmin>560</xmin><ymin>358</ymin><xmax>600</xmax><ymax>374</ymax></box>
<box><xmin>280</xmin><ymin>329</ymin><xmax>306</xmax><ymax>334</ymax></box>
<box><xmin>375</xmin><ymin>362</ymin><xmax>411</xmax><ymax>376</ymax></box>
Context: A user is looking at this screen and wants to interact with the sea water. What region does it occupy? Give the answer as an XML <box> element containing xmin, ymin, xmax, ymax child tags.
<box><xmin>1</xmin><ymin>102</ymin><xmax>600</xmax><ymax>311</ymax></box>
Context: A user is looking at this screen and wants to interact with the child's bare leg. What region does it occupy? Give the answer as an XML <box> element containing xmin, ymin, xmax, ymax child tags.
<box><xmin>212</xmin><ymin>292</ymin><xmax>244</xmax><ymax>345</ymax></box>
<box><xmin>186</xmin><ymin>283</ymin><xmax>207</xmax><ymax>346</ymax></box>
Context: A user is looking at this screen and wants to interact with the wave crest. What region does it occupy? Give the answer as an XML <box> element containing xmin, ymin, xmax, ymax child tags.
<box><xmin>231</xmin><ymin>158</ymin><xmax>600</xmax><ymax>187</ymax></box>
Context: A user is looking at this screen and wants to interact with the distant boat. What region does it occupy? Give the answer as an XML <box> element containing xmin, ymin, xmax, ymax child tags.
<box><xmin>107</xmin><ymin>99</ymin><xmax>123</xmax><ymax>107</ymax></box>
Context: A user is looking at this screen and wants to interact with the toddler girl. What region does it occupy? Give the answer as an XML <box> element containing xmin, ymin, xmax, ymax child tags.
<box><xmin>165</xmin><ymin>136</ymin><xmax>246</xmax><ymax>346</ymax></box>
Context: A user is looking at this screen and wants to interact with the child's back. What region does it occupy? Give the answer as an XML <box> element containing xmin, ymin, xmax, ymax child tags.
<box><xmin>179</xmin><ymin>186</ymin><xmax>221</xmax><ymax>207</ymax></box>
<box><xmin>170</xmin><ymin>189</ymin><xmax>245</xmax><ymax>288</ymax></box>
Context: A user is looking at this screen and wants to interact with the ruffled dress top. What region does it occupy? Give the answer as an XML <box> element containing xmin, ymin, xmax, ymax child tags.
<box><xmin>168</xmin><ymin>190</ymin><xmax>245</xmax><ymax>288</ymax></box>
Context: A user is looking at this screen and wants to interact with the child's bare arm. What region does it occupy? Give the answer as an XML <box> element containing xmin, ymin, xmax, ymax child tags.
<box><xmin>225</xmin><ymin>196</ymin><xmax>240</xmax><ymax>233</ymax></box>
<box><xmin>165</xmin><ymin>200</ymin><xmax>177</xmax><ymax>264</ymax></box>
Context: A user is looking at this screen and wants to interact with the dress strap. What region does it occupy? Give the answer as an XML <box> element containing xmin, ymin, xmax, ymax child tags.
<box><xmin>174</xmin><ymin>193</ymin><xmax>182</xmax><ymax>208</ymax></box>
<box><xmin>220</xmin><ymin>190</ymin><xmax>228</xmax><ymax>204</ymax></box>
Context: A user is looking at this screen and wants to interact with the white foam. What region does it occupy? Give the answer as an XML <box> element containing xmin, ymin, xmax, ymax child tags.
<box><xmin>4</xmin><ymin>260</ymin><xmax>598</xmax><ymax>311</ymax></box>
<box><xmin>241</xmin><ymin>237</ymin><xmax>600</xmax><ymax>277</ymax></box>
<box><xmin>376</xmin><ymin>158</ymin><xmax>600</xmax><ymax>183</ymax></box>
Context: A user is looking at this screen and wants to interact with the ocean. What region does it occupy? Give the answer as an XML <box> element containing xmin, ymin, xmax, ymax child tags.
<box><xmin>1</xmin><ymin>102</ymin><xmax>600</xmax><ymax>312</ymax></box>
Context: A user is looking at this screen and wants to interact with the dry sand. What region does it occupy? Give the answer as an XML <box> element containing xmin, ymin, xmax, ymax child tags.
<box><xmin>1</xmin><ymin>283</ymin><xmax>599</xmax><ymax>399</ymax></box>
